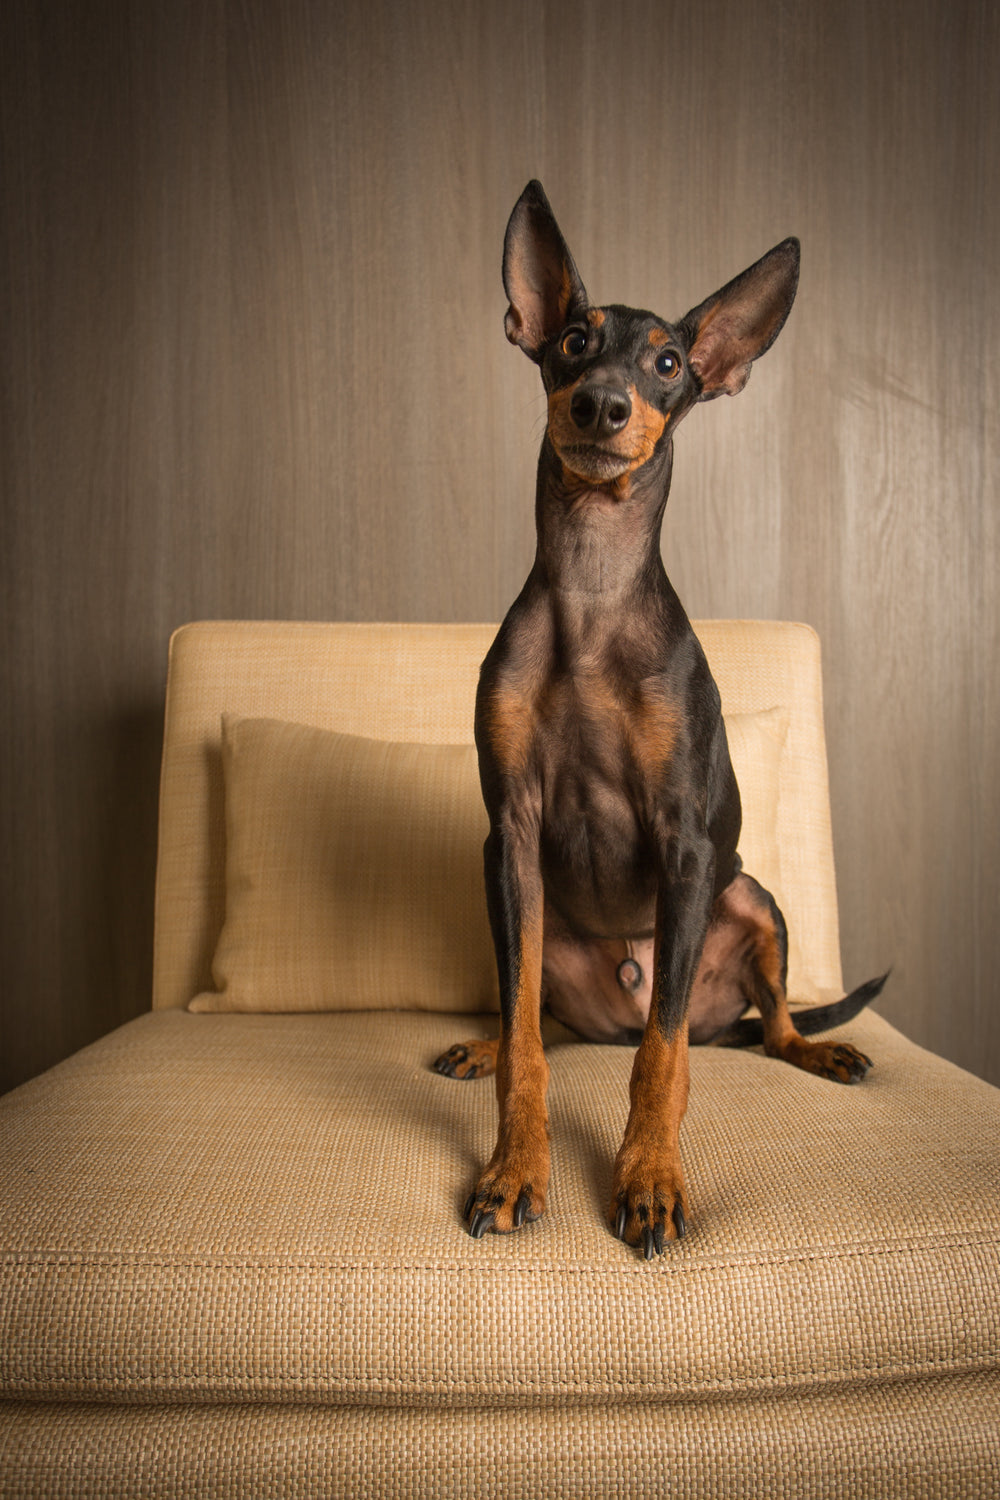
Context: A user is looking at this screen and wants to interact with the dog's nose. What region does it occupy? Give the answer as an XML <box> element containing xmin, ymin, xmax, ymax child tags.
<box><xmin>570</xmin><ymin>383</ymin><xmax>632</xmax><ymax>439</ymax></box>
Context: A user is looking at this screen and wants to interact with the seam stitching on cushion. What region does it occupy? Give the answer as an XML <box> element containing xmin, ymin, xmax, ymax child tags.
<box><xmin>3</xmin><ymin>1232</ymin><xmax>997</xmax><ymax>1274</ymax></box>
<box><xmin>4</xmin><ymin>1354</ymin><xmax>1000</xmax><ymax>1402</ymax></box>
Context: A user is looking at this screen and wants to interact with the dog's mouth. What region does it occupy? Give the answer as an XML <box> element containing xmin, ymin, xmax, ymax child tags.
<box><xmin>554</xmin><ymin>442</ymin><xmax>636</xmax><ymax>483</ymax></box>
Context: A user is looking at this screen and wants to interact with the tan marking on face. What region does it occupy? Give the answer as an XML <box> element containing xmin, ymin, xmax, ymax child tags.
<box><xmin>546</xmin><ymin>380</ymin><xmax>670</xmax><ymax>486</ymax></box>
<box><xmin>587</xmin><ymin>308</ymin><xmax>606</xmax><ymax>328</ymax></box>
<box><xmin>627</xmin><ymin>392</ymin><xmax>670</xmax><ymax>467</ymax></box>
<box><xmin>647</xmin><ymin>327</ymin><xmax>670</xmax><ymax>347</ymax></box>
<box><xmin>547</xmin><ymin>383</ymin><xmax>580</xmax><ymax>441</ymax></box>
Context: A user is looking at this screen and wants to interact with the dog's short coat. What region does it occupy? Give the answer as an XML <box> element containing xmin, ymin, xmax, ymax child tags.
<box><xmin>434</xmin><ymin>182</ymin><xmax>885</xmax><ymax>1258</ymax></box>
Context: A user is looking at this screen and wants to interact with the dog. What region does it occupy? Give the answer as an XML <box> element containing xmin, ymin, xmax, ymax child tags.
<box><xmin>434</xmin><ymin>181</ymin><xmax>886</xmax><ymax>1259</ymax></box>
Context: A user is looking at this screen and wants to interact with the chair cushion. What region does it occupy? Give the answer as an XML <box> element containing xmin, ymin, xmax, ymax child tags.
<box><xmin>2</xmin><ymin>1006</ymin><xmax>997</xmax><ymax>1407</ymax></box>
<box><xmin>190</xmin><ymin>707</ymin><xmax>797</xmax><ymax>1014</ymax></box>
<box><xmin>192</xmin><ymin>719</ymin><xmax>497</xmax><ymax>1014</ymax></box>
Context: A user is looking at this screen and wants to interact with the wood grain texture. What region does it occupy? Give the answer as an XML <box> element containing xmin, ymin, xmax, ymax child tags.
<box><xmin>2</xmin><ymin>0</ymin><xmax>997</xmax><ymax>1090</ymax></box>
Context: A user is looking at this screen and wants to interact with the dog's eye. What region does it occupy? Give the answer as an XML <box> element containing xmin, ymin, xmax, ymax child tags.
<box><xmin>655</xmin><ymin>350</ymin><xmax>681</xmax><ymax>378</ymax></box>
<box><xmin>561</xmin><ymin>329</ymin><xmax>588</xmax><ymax>358</ymax></box>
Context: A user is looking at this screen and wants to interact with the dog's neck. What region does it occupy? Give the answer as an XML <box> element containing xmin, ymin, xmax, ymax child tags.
<box><xmin>532</xmin><ymin>438</ymin><xmax>672</xmax><ymax>607</ymax></box>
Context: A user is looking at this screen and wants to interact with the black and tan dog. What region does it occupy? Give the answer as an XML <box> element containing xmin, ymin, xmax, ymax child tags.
<box><xmin>434</xmin><ymin>181</ymin><xmax>885</xmax><ymax>1259</ymax></box>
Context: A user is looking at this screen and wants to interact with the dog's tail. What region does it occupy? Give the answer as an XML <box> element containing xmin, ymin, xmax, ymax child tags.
<box><xmin>712</xmin><ymin>972</ymin><xmax>890</xmax><ymax>1049</ymax></box>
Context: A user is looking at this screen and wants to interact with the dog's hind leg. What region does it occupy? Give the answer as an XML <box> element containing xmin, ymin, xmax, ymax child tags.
<box><xmin>717</xmin><ymin>872</ymin><xmax>872</xmax><ymax>1083</ymax></box>
<box><xmin>432</xmin><ymin>1037</ymin><xmax>499</xmax><ymax>1080</ymax></box>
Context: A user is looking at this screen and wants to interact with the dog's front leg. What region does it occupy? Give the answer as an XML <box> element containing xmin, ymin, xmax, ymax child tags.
<box><xmin>465</xmin><ymin>817</ymin><xmax>550</xmax><ymax>1238</ymax></box>
<box><xmin>610</xmin><ymin>835</ymin><xmax>716</xmax><ymax>1258</ymax></box>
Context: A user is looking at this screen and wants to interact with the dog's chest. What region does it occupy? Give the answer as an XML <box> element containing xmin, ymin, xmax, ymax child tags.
<box><xmin>539</xmin><ymin>668</ymin><xmax>677</xmax><ymax>785</ymax></box>
<box><xmin>540</xmin><ymin>668</ymin><xmax>682</xmax><ymax>925</ymax></box>
<box><xmin>492</xmin><ymin>659</ymin><xmax>681</xmax><ymax>834</ymax></box>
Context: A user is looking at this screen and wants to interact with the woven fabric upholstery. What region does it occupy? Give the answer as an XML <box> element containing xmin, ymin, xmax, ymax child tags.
<box><xmin>153</xmin><ymin>620</ymin><xmax>842</xmax><ymax>1014</ymax></box>
<box><xmin>2</xmin><ymin>1008</ymin><xmax>998</xmax><ymax>1408</ymax></box>
<box><xmin>2</xmin><ymin>1378</ymin><xmax>998</xmax><ymax>1499</ymax></box>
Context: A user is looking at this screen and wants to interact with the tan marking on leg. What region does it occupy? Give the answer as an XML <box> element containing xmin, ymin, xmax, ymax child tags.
<box><xmin>609</xmin><ymin>1021</ymin><xmax>690</xmax><ymax>1255</ymax></box>
<box><xmin>468</xmin><ymin>908</ymin><xmax>551</xmax><ymax>1234</ymax></box>
<box><xmin>750</xmin><ymin>888</ymin><xmax>872</xmax><ymax>1084</ymax></box>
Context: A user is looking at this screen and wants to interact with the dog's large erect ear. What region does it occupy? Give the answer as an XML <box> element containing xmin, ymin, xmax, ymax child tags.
<box><xmin>681</xmin><ymin>238</ymin><xmax>800</xmax><ymax>399</ymax></box>
<box><xmin>503</xmin><ymin>181</ymin><xmax>589</xmax><ymax>362</ymax></box>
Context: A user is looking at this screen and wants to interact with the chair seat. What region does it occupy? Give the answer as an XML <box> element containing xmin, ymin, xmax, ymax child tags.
<box><xmin>3</xmin><ymin>1006</ymin><xmax>997</xmax><ymax>1409</ymax></box>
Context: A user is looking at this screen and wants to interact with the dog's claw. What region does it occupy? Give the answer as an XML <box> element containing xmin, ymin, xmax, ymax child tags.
<box><xmin>464</xmin><ymin>1178</ymin><xmax>543</xmax><ymax>1237</ymax></box>
<box><xmin>433</xmin><ymin>1048</ymin><xmax>463</xmax><ymax>1077</ymax></box>
<box><xmin>672</xmin><ymin>1202</ymin><xmax>686</xmax><ymax>1240</ymax></box>
<box><xmin>616</xmin><ymin>1203</ymin><xmax>628</xmax><ymax>1241</ymax></box>
<box><xmin>837</xmin><ymin>1045</ymin><xmax>872</xmax><ymax>1082</ymax></box>
<box><xmin>468</xmin><ymin>1208</ymin><xmax>495</xmax><ymax>1239</ymax></box>
<box><xmin>820</xmin><ymin>1042</ymin><xmax>872</xmax><ymax>1084</ymax></box>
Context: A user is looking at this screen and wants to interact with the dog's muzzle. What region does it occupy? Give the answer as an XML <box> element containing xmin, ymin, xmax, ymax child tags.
<box><xmin>570</xmin><ymin>382</ymin><xmax>632</xmax><ymax>442</ymax></box>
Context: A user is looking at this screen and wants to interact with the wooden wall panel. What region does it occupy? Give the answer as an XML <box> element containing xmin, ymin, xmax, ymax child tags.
<box><xmin>2</xmin><ymin>0</ymin><xmax>997</xmax><ymax>1090</ymax></box>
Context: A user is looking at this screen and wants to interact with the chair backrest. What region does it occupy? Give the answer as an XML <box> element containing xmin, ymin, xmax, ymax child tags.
<box><xmin>152</xmin><ymin>620</ymin><xmax>843</xmax><ymax>1011</ymax></box>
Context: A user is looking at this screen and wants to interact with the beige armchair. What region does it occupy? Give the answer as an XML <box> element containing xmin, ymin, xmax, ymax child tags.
<box><xmin>2</xmin><ymin>621</ymin><xmax>997</xmax><ymax>1497</ymax></box>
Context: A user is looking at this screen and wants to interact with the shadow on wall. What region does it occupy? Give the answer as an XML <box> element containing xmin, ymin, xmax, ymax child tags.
<box><xmin>1</xmin><ymin>703</ymin><xmax>163</xmax><ymax>1094</ymax></box>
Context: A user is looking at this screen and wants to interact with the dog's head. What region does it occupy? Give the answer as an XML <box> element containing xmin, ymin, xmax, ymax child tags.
<box><xmin>502</xmin><ymin>181</ymin><xmax>799</xmax><ymax>488</ymax></box>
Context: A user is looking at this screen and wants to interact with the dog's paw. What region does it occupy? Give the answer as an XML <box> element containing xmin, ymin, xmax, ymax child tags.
<box><xmin>786</xmin><ymin>1037</ymin><xmax>873</xmax><ymax>1084</ymax></box>
<box><xmin>463</xmin><ymin>1131</ymin><xmax>550</xmax><ymax>1238</ymax></box>
<box><xmin>432</xmin><ymin>1038</ymin><xmax>499</xmax><ymax>1080</ymax></box>
<box><xmin>464</xmin><ymin>1177</ymin><xmax>545</xmax><ymax>1238</ymax></box>
<box><xmin>609</xmin><ymin>1151</ymin><xmax>688</xmax><ymax>1260</ymax></box>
